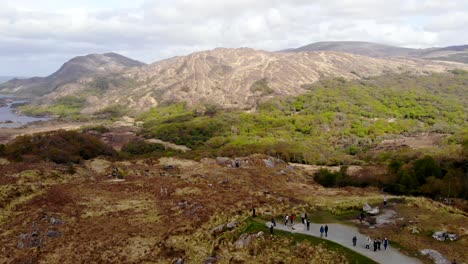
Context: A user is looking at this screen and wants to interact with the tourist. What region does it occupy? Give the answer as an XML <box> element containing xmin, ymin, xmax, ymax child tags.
<box><xmin>271</xmin><ymin>218</ymin><xmax>276</xmax><ymax>227</ymax></box>
<box><xmin>324</xmin><ymin>225</ymin><xmax>328</xmax><ymax>237</ymax></box>
<box><xmin>320</xmin><ymin>226</ymin><xmax>324</xmax><ymax>237</ymax></box>
<box><xmin>284</xmin><ymin>215</ymin><xmax>289</xmax><ymax>225</ymax></box>
<box><xmin>270</xmin><ymin>224</ymin><xmax>274</xmax><ymax>235</ymax></box>
<box><xmin>290</xmin><ymin>214</ymin><xmax>295</xmax><ymax>224</ymax></box>
<box><xmin>306</xmin><ymin>219</ymin><xmax>310</xmax><ymax>231</ymax></box>
<box><xmin>252</xmin><ymin>208</ymin><xmax>256</xmax><ymax>217</ymax></box>
<box><xmin>383</xmin><ymin>195</ymin><xmax>388</xmax><ymax>207</ymax></box>
<box><xmin>366</xmin><ymin>236</ymin><xmax>371</xmax><ymax>249</ymax></box>
<box><xmin>383</xmin><ymin>238</ymin><xmax>388</xmax><ymax>250</ymax></box>
<box><xmin>373</xmin><ymin>240</ymin><xmax>377</xmax><ymax>251</ymax></box>
<box><xmin>377</xmin><ymin>238</ymin><xmax>381</xmax><ymax>250</ymax></box>
<box><xmin>352</xmin><ymin>236</ymin><xmax>357</xmax><ymax>247</ymax></box>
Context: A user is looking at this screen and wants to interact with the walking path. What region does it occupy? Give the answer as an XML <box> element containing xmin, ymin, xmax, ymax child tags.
<box><xmin>274</xmin><ymin>221</ymin><xmax>422</xmax><ymax>264</ymax></box>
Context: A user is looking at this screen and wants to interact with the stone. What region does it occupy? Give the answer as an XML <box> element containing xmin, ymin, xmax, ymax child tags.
<box><xmin>226</xmin><ymin>222</ymin><xmax>237</xmax><ymax>230</ymax></box>
<box><xmin>204</xmin><ymin>255</ymin><xmax>220</xmax><ymax>264</ymax></box>
<box><xmin>174</xmin><ymin>258</ymin><xmax>184</xmax><ymax>264</ymax></box>
<box><xmin>46</xmin><ymin>230</ymin><xmax>62</xmax><ymax>238</ymax></box>
<box><xmin>210</xmin><ymin>224</ymin><xmax>225</xmax><ymax>236</ymax></box>
<box><xmin>411</xmin><ymin>227</ymin><xmax>420</xmax><ymax>234</ymax></box>
<box><xmin>263</xmin><ymin>159</ymin><xmax>275</xmax><ymax>168</ymax></box>
<box><xmin>363</xmin><ymin>203</ymin><xmax>380</xmax><ymax>215</ymax></box>
<box><xmin>234</xmin><ymin>234</ymin><xmax>254</xmax><ymax>248</ymax></box>
<box><xmin>420</xmin><ymin>249</ymin><xmax>450</xmax><ymax>264</ymax></box>
<box><xmin>50</xmin><ymin>217</ymin><xmax>62</xmax><ymax>225</ymax></box>
<box><xmin>432</xmin><ymin>231</ymin><xmax>459</xmax><ymax>241</ymax></box>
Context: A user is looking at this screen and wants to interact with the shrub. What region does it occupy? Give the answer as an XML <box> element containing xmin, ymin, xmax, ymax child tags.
<box><xmin>3</xmin><ymin>130</ymin><xmax>116</xmax><ymax>163</ymax></box>
<box><xmin>121</xmin><ymin>139</ymin><xmax>165</xmax><ymax>155</ymax></box>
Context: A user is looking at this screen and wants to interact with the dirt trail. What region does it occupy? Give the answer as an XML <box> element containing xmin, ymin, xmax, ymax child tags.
<box><xmin>275</xmin><ymin>222</ymin><xmax>422</xmax><ymax>264</ymax></box>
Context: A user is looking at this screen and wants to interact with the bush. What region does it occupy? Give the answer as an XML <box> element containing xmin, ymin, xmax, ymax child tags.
<box><xmin>121</xmin><ymin>139</ymin><xmax>165</xmax><ymax>155</ymax></box>
<box><xmin>3</xmin><ymin>130</ymin><xmax>116</xmax><ymax>163</ymax></box>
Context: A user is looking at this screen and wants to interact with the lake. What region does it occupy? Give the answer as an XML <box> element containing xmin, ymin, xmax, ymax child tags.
<box><xmin>0</xmin><ymin>95</ymin><xmax>50</xmax><ymax>128</ymax></box>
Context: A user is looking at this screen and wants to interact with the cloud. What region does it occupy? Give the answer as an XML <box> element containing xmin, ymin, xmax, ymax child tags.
<box><xmin>0</xmin><ymin>0</ymin><xmax>466</xmax><ymax>76</ymax></box>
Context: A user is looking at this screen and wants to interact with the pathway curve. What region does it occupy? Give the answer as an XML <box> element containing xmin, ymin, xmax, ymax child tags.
<box><xmin>274</xmin><ymin>221</ymin><xmax>422</xmax><ymax>264</ymax></box>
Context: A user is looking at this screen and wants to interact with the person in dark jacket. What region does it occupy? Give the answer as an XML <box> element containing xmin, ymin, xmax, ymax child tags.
<box><xmin>324</xmin><ymin>225</ymin><xmax>329</xmax><ymax>237</ymax></box>
<box><xmin>306</xmin><ymin>220</ymin><xmax>310</xmax><ymax>231</ymax></box>
<box><xmin>377</xmin><ymin>238</ymin><xmax>381</xmax><ymax>250</ymax></box>
<box><xmin>320</xmin><ymin>226</ymin><xmax>324</xmax><ymax>237</ymax></box>
<box><xmin>271</xmin><ymin>218</ymin><xmax>276</xmax><ymax>227</ymax></box>
<box><xmin>383</xmin><ymin>238</ymin><xmax>388</xmax><ymax>250</ymax></box>
<box><xmin>269</xmin><ymin>224</ymin><xmax>274</xmax><ymax>235</ymax></box>
<box><xmin>352</xmin><ymin>236</ymin><xmax>357</xmax><ymax>247</ymax></box>
<box><xmin>373</xmin><ymin>240</ymin><xmax>377</xmax><ymax>251</ymax></box>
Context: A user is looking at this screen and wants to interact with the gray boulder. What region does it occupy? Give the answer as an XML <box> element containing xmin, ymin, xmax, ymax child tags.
<box><xmin>420</xmin><ymin>249</ymin><xmax>450</xmax><ymax>264</ymax></box>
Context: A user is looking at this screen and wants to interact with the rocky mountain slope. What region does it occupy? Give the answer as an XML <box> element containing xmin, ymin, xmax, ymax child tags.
<box><xmin>0</xmin><ymin>53</ymin><xmax>145</xmax><ymax>97</ymax></box>
<box><xmin>286</xmin><ymin>41</ymin><xmax>468</xmax><ymax>63</ymax></box>
<box><xmin>43</xmin><ymin>47</ymin><xmax>468</xmax><ymax>113</ymax></box>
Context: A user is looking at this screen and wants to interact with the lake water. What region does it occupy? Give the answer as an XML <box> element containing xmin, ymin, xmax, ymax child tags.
<box><xmin>0</xmin><ymin>95</ymin><xmax>50</xmax><ymax>128</ymax></box>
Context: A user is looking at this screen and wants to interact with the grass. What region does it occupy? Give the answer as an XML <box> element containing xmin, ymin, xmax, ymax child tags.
<box><xmin>241</xmin><ymin>217</ymin><xmax>378</xmax><ymax>264</ymax></box>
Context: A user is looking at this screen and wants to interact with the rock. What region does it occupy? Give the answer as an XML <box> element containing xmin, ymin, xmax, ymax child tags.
<box><xmin>263</xmin><ymin>159</ymin><xmax>275</xmax><ymax>167</ymax></box>
<box><xmin>45</xmin><ymin>230</ymin><xmax>62</xmax><ymax>238</ymax></box>
<box><xmin>432</xmin><ymin>231</ymin><xmax>459</xmax><ymax>241</ymax></box>
<box><xmin>210</xmin><ymin>224</ymin><xmax>225</xmax><ymax>236</ymax></box>
<box><xmin>226</xmin><ymin>222</ymin><xmax>237</xmax><ymax>230</ymax></box>
<box><xmin>411</xmin><ymin>227</ymin><xmax>420</xmax><ymax>234</ymax></box>
<box><xmin>216</xmin><ymin>157</ymin><xmax>231</xmax><ymax>166</ymax></box>
<box><xmin>31</xmin><ymin>229</ymin><xmax>40</xmax><ymax>237</ymax></box>
<box><xmin>204</xmin><ymin>255</ymin><xmax>220</xmax><ymax>264</ymax></box>
<box><xmin>234</xmin><ymin>233</ymin><xmax>254</xmax><ymax>248</ymax></box>
<box><xmin>420</xmin><ymin>249</ymin><xmax>450</xmax><ymax>264</ymax></box>
<box><xmin>17</xmin><ymin>241</ymin><xmax>25</xmax><ymax>249</ymax></box>
<box><xmin>363</xmin><ymin>203</ymin><xmax>380</xmax><ymax>215</ymax></box>
<box><xmin>256</xmin><ymin>231</ymin><xmax>264</xmax><ymax>237</ymax></box>
<box><xmin>50</xmin><ymin>217</ymin><xmax>62</xmax><ymax>225</ymax></box>
<box><xmin>174</xmin><ymin>258</ymin><xmax>184</xmax><ymax>264</ymax></box>
<box><xmin>375</xmin><ymin>209</ymin><xmax>397</xmax><ymax>226</ymax></box>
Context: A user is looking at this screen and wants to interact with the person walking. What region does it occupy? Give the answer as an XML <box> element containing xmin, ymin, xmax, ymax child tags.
<box><xmin>324</xmin><ymin>225</ymin><xmax>329</xmax><ymax>237</ymax></box>
<box><xmin>352</xmin><ymin>236</ymin><xmax>357</xmax><ymax>247</ymax></box>
<box><xmin>271</xmin><ymin>218</ymin><xmax>276</xmax><ymax>227</ymax></box>
<box><xmin>373</xmin><ymin>240</ymin><xmax>377</xmax><ymax>252</ymax></box>
<box><xmin>269</xmin><ymin>224</ymin><xmax>274</xmax><ymax>235</ymax></box>
<box><xmin>366</xmin><ymin>236</ymin><xmax>371</xmax><ymax>249</ymax></box>
<box><xmin>290</xmin><ymin>214</ymin><xmax>295</xmax><ymax>224</ymax></box>
<box><xmin>320</xmin><ymin>226</ymin><xmax>324</xmax><ymax>238</ymax></box>
<box><xmin>383</xmin><ymin>195</ymin><xmax>388</xmax><ymax>207</ymax></box>
<box><xmin>301</xmin><ymin>212</ymin><xmax>305</xmax><ymax>224</ymax></box>
<box><xmin>377</xmin><ymin>238</ymin><xmax>381</xmax><ymax>251</ymax></box>
<box><xmin>306</xmin><ymin>219</ymin><xmax>310</xmax><ymax>231</ymax></box>
<box><xmin>383</xmin><ymin>238</ymin><xmax>388</xmax><ymax>250</ymax></box>
<box><xmin>284</xmin><ymin>215</ymin><xmax>289</xmax><ymax>225</ymax></box>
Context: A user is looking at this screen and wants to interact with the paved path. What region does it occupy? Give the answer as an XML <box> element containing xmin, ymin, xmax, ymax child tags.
<box><xmin>274</xmin><ymin>221</ymin><xmax>422</xmax><ymax>264</ymax></box>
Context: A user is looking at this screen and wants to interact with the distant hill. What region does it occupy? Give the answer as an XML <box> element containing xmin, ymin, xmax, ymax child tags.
<box><xmin>284</xmin><ymin>41</ymin><xmax>468</xmax><ymax>63</ymax></box>
<box><xmin>0</xmin><ymin>76</ymin><xmax>27</xmax><ymax>84</ymax></box>
<box><xmin>0</xmin><ymin>53</ymin><xmax>145</xmax><ymax>97</ymax></box>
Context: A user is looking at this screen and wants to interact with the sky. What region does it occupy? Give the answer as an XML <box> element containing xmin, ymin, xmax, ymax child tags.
<box><xmin>0</xmin><ymin>0</ymin><xmax>467</xmax><ymax>76</ymax></box>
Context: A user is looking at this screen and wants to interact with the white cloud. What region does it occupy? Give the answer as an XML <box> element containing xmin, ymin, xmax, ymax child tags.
<box><xmin>0</xmin><ymin>0</ymin><xmax>466</xmax><ymax>76</ymax></box>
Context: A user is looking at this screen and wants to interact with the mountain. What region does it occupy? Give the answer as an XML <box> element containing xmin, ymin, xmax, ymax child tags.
<box><xmin>283</xmin><ymin>41</ymin><xmax>422</xmax><ymax>57</ymax></box>
<box><xmin>0</xmin><ymin>76</ymin><xmax>26</xmax><ymax>84</ymax></box>
<box><xmin>0</xmin><ymin>53</ymin><xmax>145</xmax><ymax>97</ymax></box>
<box><xmin>285</xmin><ymin>41</ymin><xmax>468</xmax><ymax>63</ymax></box>
<box><xmin>40</xmin><ymin>47</ymin><xmax>468</xmax><ymax>113</ymax></box>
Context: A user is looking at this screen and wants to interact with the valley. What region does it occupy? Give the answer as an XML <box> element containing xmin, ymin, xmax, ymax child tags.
<box><xmin>0</xmin><ymin>42</ymin><xmax>467</xmax><ymax>264</ymax></box>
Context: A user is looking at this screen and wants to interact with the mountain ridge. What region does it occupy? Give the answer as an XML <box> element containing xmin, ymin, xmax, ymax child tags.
<box><xmin>0</xmin><ymin>53</ymin><xmax>145</xmax><ymax>97</ymax></box>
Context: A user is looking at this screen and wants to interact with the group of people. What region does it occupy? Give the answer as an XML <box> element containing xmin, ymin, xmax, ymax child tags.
<box><xmin>364</xmin><ymin>236</ymin><xmax>389</xmax><ymax>251</ymax></box>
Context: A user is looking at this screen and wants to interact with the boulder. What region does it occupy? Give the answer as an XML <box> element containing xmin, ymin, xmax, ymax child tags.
<box><xmin>420</xmin><ymin>249</ymin><xmax>450</xmax><ymax>264</ymax></box>
<box><xmin>432</xmin><ymin>231</ymin><xmax>459</xmax><ymax>241</ymax></box>
<box><xmin>411</xmin><ymin>227</ymin><xmax>420</xmax><ymax>234</ymax></box>
<box><xmin>210</xmin><ymin>224</ymin><xmax>225</xmax><ymax>236</ymax></box>
<box><xmin>234</xmin><ymin>234</ymin><xmax>254</xmax><ymax>248</ymax></box>
<box><xmin>50</xmin><ymin>217</ymin><xmax>62</xmax><ymax>225</ymax></box>
<box><xmin>45</xmin><ymin>230</ymin><xmax>62</xmax><ymax>238</ymax></box>
<box><xmin>226</xmin><ymin>222</ymin><xmax>237</xmax><ymax>230</ymax></box>
<box><xmin>363</xmin><ymin>203</ymin><xmax>379</xmax><ymax>215</ymax></box>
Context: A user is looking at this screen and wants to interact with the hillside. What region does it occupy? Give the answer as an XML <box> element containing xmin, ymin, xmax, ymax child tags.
<box><xmin>35</xmin><ymin>48</ymin><xmax>468</xmax><ymax>114</ymax></box>
<box><xmin>286</xmin><ymin>41</ymin><xmax>468</xmax><ymax>63</ymax></box>
<box><xmin>0</xmin><ymin>53</ymin><xmax>145</xmax><ymax>97</ymax></box>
